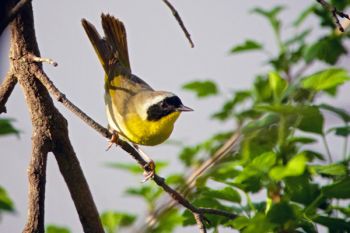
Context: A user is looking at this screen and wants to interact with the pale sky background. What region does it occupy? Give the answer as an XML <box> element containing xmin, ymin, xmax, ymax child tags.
<box><xmin>0</xmin><ymin>1</ymin><xmax>349</xmax><ymax>233</ymax></box>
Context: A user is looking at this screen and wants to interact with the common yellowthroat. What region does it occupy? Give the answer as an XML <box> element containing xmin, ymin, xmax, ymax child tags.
<box><xmin>81</xmin><ymin>14</ymin><xmax>192</xmax><ymax>147</ymax></box>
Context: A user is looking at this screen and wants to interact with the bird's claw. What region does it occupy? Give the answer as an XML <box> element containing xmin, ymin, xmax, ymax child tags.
<box><xmin>106</xmin><ymin>132</ymin><xmax>119</xmax><ymax>151</ymax></box>
<box><xmin>142</xmin><ymin>160</ymin><xmax>155</xmax><ymax>183</ymax></box>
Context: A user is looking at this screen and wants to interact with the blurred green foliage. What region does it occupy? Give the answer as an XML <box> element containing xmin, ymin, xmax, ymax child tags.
<box><xmin>0</xmin><ymin>118</ymin><xmax>19</xmax><ymax>137</ymax></box>
<box><xmin>0</xmin><ymin>186</ymin><xmax>15</xmax><ymax>219</ymax></box>
<box><xmin>104</xmin><ymin>2</ymin><xmax>350</xmax><ymax>232</ymax></box>
<box><xmin>0</xmin><ymin>119</ymin><xmax>19</xmax><ymax>222</ymax></box>
<box><xmin>46</xmin><ymin>225</ymin><xmax>71</xmax><ymax>233</ymax></box>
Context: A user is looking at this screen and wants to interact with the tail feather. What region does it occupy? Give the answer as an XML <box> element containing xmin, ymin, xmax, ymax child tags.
<box><xmin>81</xmin><ymin>14</ymin><xmax>131</xmax><ymax>74</ymax></box>
<box><xmin>81</xmin><ymin>18</ymin><xmax>111</xmax><ymax>72</ymax></box>
<box><xmin>101</xmin><ymin>14</ymin><xmax>131</xmax><ymax>71</ymax></box>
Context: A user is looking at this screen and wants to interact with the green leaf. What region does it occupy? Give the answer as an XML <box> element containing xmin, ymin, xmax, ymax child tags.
<box><xmin>230</xmin><ymin>40</ymin><xmax>263</xmax><ymax>54</ymax></box>
<box><xmin>267</xmin><ymin>202</ymin><xmax>296</xmax><ymax>225</ymax></box>
<box><xmin>105</xmin><ymin>162</ymin><xmax>142</xmax><ymax>174</ymax></box>
<box><xmin>242</xmin><ymin>113</ymin><xmax>279</xmax><ymax>135</ymax></box>
<box><xmin>297</xmin><ymin>106</ymin><xmax>324</xmax><ymax>134</ymax></box>
<box><xmin>288</xmin><ymin>136</ymin><xmax>317</xmax><ymax>144</ymax></box>
<box><xmin>310</xmin><ymin>163</ymin><xmax>347</xmax><ymax>176</ymax></box>
<box><xmin>233</xmin><ymin>152</ymin><xmax>276</xmax><ymax>192</ymax></box>
<box><xmin>242</xmin><ymin>213</ymin><xmax>274</xmax><ymax>233</ymax></box>
<box><xmin>319</xmin><ymin>103</ymin><xmax>350</xmax><ymax>122</ymax></box>
<box><xmin>251</xmin><ymin>6</ymin><xmax>284</xmax><ymax>36</ymax></box>
<box><xmin>303</xmin><ymin>150</ymin><xmax>325</xmax><ymax>161</ymax></box>
<box><xmin>251</xmin><ymin>151</ymin><xmax>277</xmax><ymax>170</ymax></box>
<box><xmin>322</xmin><ymin>177</ymin><xmax>350</xmax><ymax>199</ymax></box>
<box><xmin>208</xmin><ymin>161</ymin><xmax>241</xmax><ymax>182</ymax></box>
<box><xmin>268</xmin><ymin>71</ymin><xmax>287</xmax><ymax>103</ymax></box>
<box><xmin>314</xmin><ymin>216</ymin><xmax>350</xmax><ymax>231</ymax></box>
<box><xmin>212</xmin><ymin>90</ymin><xmax>251</xmax><ymax>121</ymax></box>
<box><xmin>100</xmin><ymin>211</ymin><xmax>136</xmax><ymax>233</ymax></box>
<box><xmin>304</xmin><ymin>37</ymin><xmax>347</xmax><ymax>65</ymax></box>
<box><xmin>182</xmin><ymin>80</ymin><xmax>218</xmax><ymax>98</ymax></box>
<box><xmin>302</xmin><ymin>68</ymin><xmax>350</xmax><ymax>91</ymax></box>
<box><xmin>46</xmin><ymin>225</ymin><xmax>71</xmax><ymax>233</ymax></box>
<box><xmin>225</xmin><ymin>216</ymin><xmax>249</xmax><ymax>230</ymax></box>
<box><xmin>165</xmin><ymin>174</ymin><xmax>185</xmax><ymax>185</ymax></box>
<box><xmin>285</xmin><ymin>175</ymin><xmax>320</xmax><ymax>206</ymax></box>
<box><xmin>0</xmin><ymin>186</ymin><xmax>14</xmax><ymax>212</ymax></box>
<box><xmin>125</xmin><ymin>185</ymin><xmax>162</xmax><ymax>204</ymax></box>
<box><xmin>0</xmin><ymin>118</ymin><xmax>20</xmax><ymax>136</ymax></box>
<box><xmin>269</xmin><ymin>153</ymin><xmax>307</xmax><ymax>180</ymax></box>
<box><xmin>328</xmin><ymin>126</ymin><xmax>350</xmax><ymax>137</ymax></box>
<box><xmin>152</xmin><ymin>209</ymin><xmax>183</xmax><ymax>233</ymax></box>
<box><xmin>256</xmin><ymin>105</ymin><xmax>324</xmax><ymax>134</ymax></box>
<box><xmin>201</xmin><ymin>187</ymin><xmax>241</xmax><ymax>203</ymax></box>
<box><xmin>179</xmin><ymin>145</ymin><xmax>201</xmax><ymax>167</ymax></box>
<box><xmin>253</xmin><ymin>75</ymin><xmax>273</xmax><ymax>102</ymax></box>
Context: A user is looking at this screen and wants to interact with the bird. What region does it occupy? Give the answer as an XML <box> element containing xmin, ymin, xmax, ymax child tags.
<box><xmin>81</xmin><ymin>14</ymin><xmax>192</xmax><ymax>180</ymax></box>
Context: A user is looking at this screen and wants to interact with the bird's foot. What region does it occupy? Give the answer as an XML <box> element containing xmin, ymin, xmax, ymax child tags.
<box><xmin>106</xmin><ymin>132</ymin><xmax>119</xmax><ymax>151</ymax></box>
<box><xmin>142</xmin><ymin>160</ymin><xmax>155</xmax><ymax>183</ymax></box>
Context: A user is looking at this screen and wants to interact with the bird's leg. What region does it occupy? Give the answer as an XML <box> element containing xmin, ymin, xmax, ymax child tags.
<box><xmin>106</xmin><ymin>131</ymin><xmax>119</xmax><ymax>151</ymax></box>
<box><xmin>133</xmin><ymin>144</ymin><xmax>156</xmax><ymax>182</ymax></box>
<box><xmin>142</xmin><ymin>160</ymin><xmax>155</xmax><ymax>183</ymax></box>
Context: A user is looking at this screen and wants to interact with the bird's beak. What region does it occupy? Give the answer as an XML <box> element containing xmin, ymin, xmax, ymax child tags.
<box><xmin>177</xmin><ymin>105</ymin><xmax>193</xmax><ymax>112</ymax></box>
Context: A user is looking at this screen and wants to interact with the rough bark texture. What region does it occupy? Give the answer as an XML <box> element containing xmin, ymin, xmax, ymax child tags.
<box><xmin>0</xmin><ymin>73</ymin><xmax>17</xmax><ymax>114</ymax></box>
<box><xmin>9</xmin><ymin>2</ymin><xmax>104</xmax><ymax>233</ymax></box>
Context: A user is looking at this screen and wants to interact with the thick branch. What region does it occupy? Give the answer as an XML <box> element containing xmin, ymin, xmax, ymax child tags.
<box><xmin>0</xmin><ymin>0</ymin><xmax>32</xmax><ymax>35</ymax></box>
<box><xmin>10</xmin><ymin>3</ymin><xmax>104</xmax><ymax>233</ymax></box>
<box><xmin>21</xmin><ymin>127</ymin><xmax>48</xmax><ymax>233</ymax></box>
<box><xmin>0</xmin><ymin>72</ymin><xmax>17</xmax><ymax>114</ymax></box>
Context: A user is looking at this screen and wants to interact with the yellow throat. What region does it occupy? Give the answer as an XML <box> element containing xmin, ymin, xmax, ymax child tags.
<box><xmin>106</xmin><ymin>104</ymin><xmax>181</xmax><ymax>146</ymax></box>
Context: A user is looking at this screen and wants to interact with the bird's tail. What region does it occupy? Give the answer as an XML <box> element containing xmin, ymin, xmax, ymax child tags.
<box><xmin>81</xmin><ymin>14</ymin><xmax>131</xmax><ymax>74</ymax></box>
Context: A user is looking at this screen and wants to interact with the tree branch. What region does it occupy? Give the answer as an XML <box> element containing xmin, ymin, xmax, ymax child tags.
<box><xmin>161</xmin><ymin>0</ymin><xmax>194</xmax><ymax>48</ymax></box>
<box><xmin>21</xmin><ymin>130</ymin><xmax>48</xmax><ymax>233</ymax></box>
<box><xmin>9</xmin><ymin>3</ymin><xmax>104</xmax><ymax>233</ymax></box>
<box><xmin>0</xmin><ymin>72</ymin><xmax>17</xmax><ymax>114</ymax></box>
<box><xmin>0</xmin><ymin>0</ymin><xmax>32</xmax><ymax>36</ymax></box>
<box><xmin>316</xmin><ymin>0</ymin><xmax>350</xmax><ymax>32</ymax></box>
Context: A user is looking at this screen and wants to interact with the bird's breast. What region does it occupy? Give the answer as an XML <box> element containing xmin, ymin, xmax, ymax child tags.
<box><xmin>123</xmin><ymin>111</ymin><xmax>181</xmax><ymax>146</ymax></box>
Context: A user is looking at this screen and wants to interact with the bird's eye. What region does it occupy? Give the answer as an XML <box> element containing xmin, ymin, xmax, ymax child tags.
<box><xmin>161</xmin><ymin>101</ymin><xmax>168</xmax><ymax>108</ymax></box>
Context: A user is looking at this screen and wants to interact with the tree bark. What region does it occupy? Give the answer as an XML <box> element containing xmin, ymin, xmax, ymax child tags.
<box><xmin>9</xmin><ymin>2</ymin><xmax>104</xmax><ymax>233</ymax></box>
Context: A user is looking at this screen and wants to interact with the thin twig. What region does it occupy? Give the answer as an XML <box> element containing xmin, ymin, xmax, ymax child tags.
<box><xmin>0</xmin><ymin>72</ymin><xmax>17</xmax><ymax>114</ymax></box>
<box><xmin>194</xmin><ymin>213</ymin><xmax>207</xmax><ymax>233</ymax></box>
<box><xmin>316</xmin><ymin>0</ymin><xmax>350</xmax><ymax>32</ymax></box>
<box><xmin>161</xmin><ymin>0</ymin><xmax>194</xmax><ymax>48</ymax></box>
<box><xmin>27</xmin><ymin>53</ymin><xmax>58</xmax><ymax>66</ymax></box>
<box><xmin>322</xmin><ymin>134</ymin><xmax>333</xmax><ymax>163</ymax></box>
<box><xmin>34</xmin><ymin>67</ymin><xmax>111</xmax><ymax>139</ymax></box>
<box><xmin>0</xmin><ymin>0</ymin><xmax>32</xmax><ymax>35</ymax></box>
